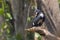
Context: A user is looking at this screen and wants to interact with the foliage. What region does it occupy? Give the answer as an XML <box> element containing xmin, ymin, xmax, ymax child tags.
<box><xmin>58</xmin><ymin>0</ymin><xmax>60</xmax><ymax>4</ymax></box>
<box><xmin>27</xmin><ymin>17</ymin><xmax>31</xmax><ymax>22</ymax></box>
<box><xmin>27</xmin><ymin>32</ymin><xmax>34</xmax><ymax>40</ymax></box>
<box><xmin>0</xmin><ymin>0</ymin><xmax>15</xmax><ymax>40</ymax></box>
<box><xmin>16</xmin><ymin>33</ymin><xmax>23</xmax><ymax>40</ymax></box>
<box><xmin>26</xmin><ymin>32</ymin><xmax>42</xmax><ymax>40</ymax></box>
<box><xmin>0</xmin><ymin>0</ymin><xmax>43</xmax><ymax>40</ymax></box>
<box><xmin>35</xmin><ymin>32</ymin><xmax>42</xmax><ymax>40</ymax></box>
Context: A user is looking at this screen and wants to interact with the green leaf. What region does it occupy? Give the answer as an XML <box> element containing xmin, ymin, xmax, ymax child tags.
<box><xmin>27</xmin><ymin>17</ymin><xmax>31</xmax><ymax>22</ymax></box>
<box><xmin>35</xmin><ymin>32</ymin><xmax>42</xmax><ymax>40</ymax></box>
<box><xmin>0</xmin><ymin>8</ymin><xmax>4</xmax><ymax>15</ymax></box>
<box><xmin>16</xmin><ymin>33</ymin><xmax>23</xmax><ymax>40</ymax></box>
<box><xmin>58</xmin><ymin>0</ymin><xmax>60</xmax><ymax>3</ymax></box>
<box><xmin>6</xmin><ymin>13</ymin><xmax>12</xmax><ymax>19</ymax></box>
<box><xmin>7</xmin><ymin>29</ymin><xmax>10</xmax><ymax>34</ymax></box>
<box><xmin>4</xmin><ymin>23</ymin><xmax>8</xmax><ymax>29</ymax></box>
<box><xmin>1</xmin><ymin>28</ymin><xmax>3</xmax><ymax>32</ymax></box>
<box><xmin>0</xmin><ymin>32</ymin><xmax>2</xmax><ymax>36</ymax></box>
<box><xmin>1</xmin><ymin>22</ymin><xmax>7</xmax><ymax>29</ymax></box>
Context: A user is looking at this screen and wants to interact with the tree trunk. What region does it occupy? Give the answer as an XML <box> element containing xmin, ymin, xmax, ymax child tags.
<box><xmin>10</xmin><ymin>0</ymin><xmax>30</xmax><ymax>40</ymax></box>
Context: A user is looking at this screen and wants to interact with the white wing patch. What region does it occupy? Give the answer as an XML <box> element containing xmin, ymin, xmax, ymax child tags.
<box><xmin>39</xmin><ymin>12</ymin><xmax>44</xmax><ymax>17</ymax></box>
<box><xmin>33</xmin><ymin>23</ymin><xmax>35</xmax><ymax>25</ymax></box>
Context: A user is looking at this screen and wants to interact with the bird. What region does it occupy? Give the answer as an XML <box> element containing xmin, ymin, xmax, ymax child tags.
<box><xmin>32</xmin><ymin>9</ymin><xmax>45</xmax><ymax>27</ymax></box>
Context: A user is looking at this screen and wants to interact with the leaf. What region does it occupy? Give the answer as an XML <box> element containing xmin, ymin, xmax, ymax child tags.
<box><xmin>4</xmin><ymin>23</ymin><xmax>8</xmax><ymax>29</ymax></box>
<box><xmin>7</xmin><ymin>29</ymin><xmax>10</xmax><ymax>34</ymax></box>
<box><xmin>0</xmin><ymin>32</ymin><xmax>2</xmax><ymax>36</ymax></box>
<box><xmin>1</xmin><ymin>28</ymin><xmax>3</xmax><ymax>32</ymax></box>
<box><xmin>27</xmin><ymin>17</ymin><xmax>31</xmax><ymax>22</ymax></box>
<box><xmin>6</xmin><ymin>13</ymin><xmax>12</xmax><ymax>19</ymax></box>
<box><xmin>1</xmin><ymin>23</ymin><xmax>5</xmax><ymax>29</ymax></box>
<box><xmin>16</xmin><ymin>33</ymin><xmax>23</xmax><ymax>40</ymax></box>
<box><xmin>0</xmin><ymin>8</ymin><xmax>4</xmax><ymax>15</ymax></box>
<box><xmin>58</xmin><ymin>0</ymin><xmax>60</xmax><ymax>3</ymax></box>
<box><xmin>35</xmin><ymin>32</ymin><xmax>42</xmax><ymax>40</ymax></box>
<box><xmin>1</xmin><ymin>22</ymin><xmax>7</xmax><ymax>29</ymax></box>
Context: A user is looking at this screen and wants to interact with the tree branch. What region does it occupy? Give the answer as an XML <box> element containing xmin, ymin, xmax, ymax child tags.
<box><xmin>25</xmin><ymin>27</ymin><xmax>60</xmax><ymax>40</ymax></box>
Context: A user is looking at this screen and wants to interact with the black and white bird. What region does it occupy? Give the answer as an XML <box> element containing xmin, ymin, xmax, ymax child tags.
<box><xmin>32</xmin><ymin>9</ymin><xmax>45</xmax><ymax>27</ymax></box>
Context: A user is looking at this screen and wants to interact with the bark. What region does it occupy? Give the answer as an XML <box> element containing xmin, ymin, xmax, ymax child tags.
<box><xmin>10</xmin><ymin>0</ymin><xmax>24</xmax><ymax>39</ymax></box>
<box><xmin>10</xmin><ymin>0</ymin><xmax>30</xmax><ymax>40</ymax></box>
<box><xmin>43</xmin><ymin>0</ymin><xmax>60</xmax><ymax>36</ymax></box>
<box><xmin>36</xmin><ymin>0</ymin><xmax>60</xmax><ymax>40</ymax></box>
